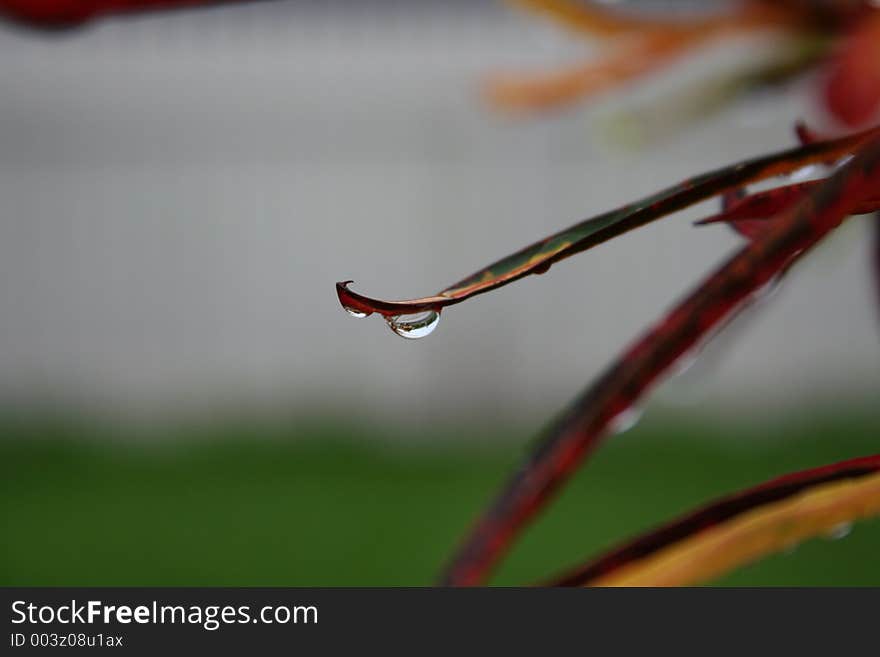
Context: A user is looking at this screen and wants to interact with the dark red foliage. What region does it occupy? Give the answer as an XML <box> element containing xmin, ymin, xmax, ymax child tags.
<box><xmin>696</xmin><ymin>180</ymin><xmax>880</xmax><ymax>240</ymax></box>
<box><xmin>0</xmin><ymin>0</ymin><xmax>241</xmax><ymax>27</ymax></box>
<box><xmin>823</xmin><ymin>12</ymin><xmax>880</xmax><ymax>127</ymax></box>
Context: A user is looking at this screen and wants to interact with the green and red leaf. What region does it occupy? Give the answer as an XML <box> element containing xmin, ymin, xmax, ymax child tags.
<box><xmin>338</xmin><ymin>128</ymin><xmax>878</xmax><ymax>319</ymax></box>
<box><xmin>438</xmin><ymin>132</ymin><xmax>880</xmax><ymax>586</ymax></box>
<box><xmin>550</xmin><ymin>454</ymin><xmax>880</xmax><ymax>586</ymax></box>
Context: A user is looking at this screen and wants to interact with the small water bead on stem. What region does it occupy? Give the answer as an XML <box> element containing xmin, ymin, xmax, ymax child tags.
<box><xmin>533</xmin><ymin>261</ymin><xmax>552</xmax><ymax>275</ymax></box>
<box><xmin>342</xmin><ymin>306</ymin><xmax>371</xmax><ymax>319</ymax></box>
<box><xmin>669</xmin><ymin>349</ymin><xmax>700</xmax><ymax>379</ymax></box>
<box><xmin>337</xmin><ymin>281</ymin><xmax>374</xmax><ymax>319</ymax></box>
<box><xmin>386</xmin><ymin>309</ymin><xmax>441</xmax><ymax>340</ymax></box>
<box><xmin>607</xmin><ymin>406</ymin><xmax>643</xmax><ymax>436</ymax></box>
<box><xmin>824</xmin><ymin>522</ymin><xmax>853</xmax><ymax>541</ymax></box>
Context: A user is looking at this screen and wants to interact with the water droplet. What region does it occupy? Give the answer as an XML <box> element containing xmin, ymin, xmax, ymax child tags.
<box><xmin>669</xmin><ymin>350</ymin><xmax>699</xmax><ymax>378</ymax></box>
<box><xmin>387</xmin><ymin>309</ymin><xmax>441</xmax><ymax>340</ymax></box>
<box><xmin>608</xmin><ymin>407</ymin><xmax>643</xmax><ymax>435</ymax></box>
<box><xmin>343</xmin><ymin>306</ymin><xmax>370</xmax><ymax>319</ymax></box>
<box><xmin>824</xmin><ymin>522</ymin><xmax>852</xmax><ymax>541</ymax></box>
<box><xmin>533</xmin><ymin>261</ymin><xmax>552</xmax><ymax>275</ymax></box>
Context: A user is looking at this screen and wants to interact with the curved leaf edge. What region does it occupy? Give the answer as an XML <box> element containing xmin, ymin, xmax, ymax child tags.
<box><xmin>549</xmin><ymin>454</ymin><xmax>880</xmax><ymax>586</ymax></box>
<box><xmin>337</xmin><ymin>127</ymin><xmax>878</xmax><ymax>318</ymax></box>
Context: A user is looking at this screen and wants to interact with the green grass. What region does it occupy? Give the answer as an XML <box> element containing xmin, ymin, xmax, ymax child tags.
<box><xmin>2</xmin><ymin>409</ymin><xmax>879</xmax><ymax>586</ymax></box>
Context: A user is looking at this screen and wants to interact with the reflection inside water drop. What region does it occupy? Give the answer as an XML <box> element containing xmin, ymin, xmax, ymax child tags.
<box><xmin>343</xmin><ymin>306</ymin><xmax>370</xmax><ymax>319</ymax></box>
<box><xmin>387</xmin><ymin>309</ymin><xmax>441</xmax><ymax>340</ymax></box>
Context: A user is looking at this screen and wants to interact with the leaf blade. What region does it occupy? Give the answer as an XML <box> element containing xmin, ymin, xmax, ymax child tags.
<box><xmin>337</xmin><ymin>128</ymin><xmax>878</xmax><ymax>318</ymax></box>
<box><xmin>550</xmin><ymin>455</ymin><xmax>880</xmax><ymax>586</ymax></box>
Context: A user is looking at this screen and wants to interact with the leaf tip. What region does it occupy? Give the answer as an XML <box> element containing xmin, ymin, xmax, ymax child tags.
<box><xmin>336</xmin><ymin>280</ymin><xmax>374</xmax><ymax>318</ymax></box>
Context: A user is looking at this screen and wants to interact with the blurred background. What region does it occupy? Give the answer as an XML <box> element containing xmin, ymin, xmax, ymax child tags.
<box><xmin>1</xmin><ymin>0</ymin><xmax>878</xmax><ymax>586</ymax></box>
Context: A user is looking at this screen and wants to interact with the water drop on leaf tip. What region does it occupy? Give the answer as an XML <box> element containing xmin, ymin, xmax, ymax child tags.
<box><xmin>387</xmin><ymin>310</ymin><xmax>441</xmax><ymax>340</ymax></box>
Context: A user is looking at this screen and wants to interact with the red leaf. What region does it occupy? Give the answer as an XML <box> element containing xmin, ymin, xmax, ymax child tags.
<box><xmin>823</xmin><ymin>12</ymin><xmax>880</xmax><ymax>127</ymax></box>
<box><xmin>0</xmin><ymin>0</ymin><xmax>237</xmax><ymax>27</ymax></box>
<box><xmin>696</xmin><ymin>180</ymin><xmax>880</xmax><ymax>241</ymax></box>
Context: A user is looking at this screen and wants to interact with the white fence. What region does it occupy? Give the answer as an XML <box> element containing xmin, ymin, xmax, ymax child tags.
<box><xmin>0</xmin><ymin>1</ymin><xmax>876</xmax><ymax>420</ymax></box>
